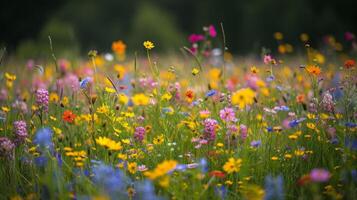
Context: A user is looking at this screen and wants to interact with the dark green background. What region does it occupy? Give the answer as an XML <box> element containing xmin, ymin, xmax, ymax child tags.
<box><xmin>1</xmin><ymin>0</ymin><xmax>356</xmax><ymax>56</ymax></box>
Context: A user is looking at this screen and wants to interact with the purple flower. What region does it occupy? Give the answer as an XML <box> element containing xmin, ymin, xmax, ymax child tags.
<box><xmin>219</xmin><ymin>107</ymin><xmax>236</xmax><ymax>122</ymax></box>
<box><xmin>134</xmin><ymin>127</ymin><xmax>146</xmax><ymax>142</ymax></box>
<box><xmin>309</xmin><ymin>168</ymin><xmax>330</xmax><ymax>182</ymax></box>
<box><xmin>36</xmin><ymin>89</ymin><xmax>49</xmax><ymax>112</ymax></box>
<box><xmin>240</xmin><ymin>124</ymin><xmax>248</xmax><ymax>141</ymax></box>
<box><xmin>344</xmin><ymin>32</ymin><xmax>355</xmax><ymax>41</ymax></box>
<box><xmin>0</xmin><ymin>137</ymin><xmax>15</xmax><ymax>159</ymax></box>
<box><xmin>13</xmin><ymin>120</ymin><xmax>28</xmax><ymax>144</ymax></box>
<box><xmin>250</xmin><ymin>140</ymin><xmax>262</xmax><ymax>148</ymax></box>
<box><xmin>203</xmin><ymin>118</ymin><xmax>218</xmax><ymax>141</ymax></box>
<box><xmin>321</xmin><ymin>92</ymin><xmax>334</xmax><ymax>112</ymax></box>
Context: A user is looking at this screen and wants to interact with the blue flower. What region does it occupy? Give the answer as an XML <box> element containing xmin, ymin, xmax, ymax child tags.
<box><xmin>266</xmin><ymin>75</ymin><xmax>275</xmax><ymax>82</ymax></box>
<box><xmin>250</xmin><ymin>140</ymin><xmax>262</xmax><ymax>148</ymax></box>
<box><xmin>200</xmin><ymin>158</ymin><xmax>208</xmax><ymax>173</ymax></box>
<box><xmin>214</xmin><ymin>185</ymin><xmax>227</xmax><ymax>199</ymax></box>
<box><xmin>264</xmin><ymin>175</ymin><xmax>284</xmax><ymax>200</ymax></box>
<box><xmin>33</xmin><ymin>127</ymin><xmax>53</xmax><ymax>151</ymax></box>
<box><xmin>288</xmin><ymin>120</ymin><xmax>299</xmax><ymax>128</ymax></box>
<box><xmin>205</xmin><ymin>90</ymin><xmax>217</xmax><ymax>97</ymax></box>
<box><xmin>267</xmin><ymin>127</ymin><xmax>273</xmax><ymax>132</ymax></box>
<box><xmin>80</xmin><ymin>77</ymin><xmax>91</xmax><ymax>89</ymax></box>
<box><xmin>345</xmin><ymin>122</ymin><xmax>357</xmax><ymax>128</ymax></box>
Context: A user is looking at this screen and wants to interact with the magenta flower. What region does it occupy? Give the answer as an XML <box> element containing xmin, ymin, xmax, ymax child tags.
<box><xmin>219</xmin><ymin>107</ymin><xmax>236</xmax><ymax>122</ymax></box>
<box><xmin>188</xmin><ymin>34</ymin><xmax>205</xmax><ymax>43</ymax></box>
<box><xmin>310</xmin><ymin>168</ymin><xmax>330</xmax><ymax>182</ymax></box>
<box><xmin>208</xmin><ymin>25</ymin><xmax>217</xmax><ymax>38</ymax></box>
<box><xmin>344</xmin><ymin>32</ymin><xmax>355</xmax><ymax>41</ymax></box>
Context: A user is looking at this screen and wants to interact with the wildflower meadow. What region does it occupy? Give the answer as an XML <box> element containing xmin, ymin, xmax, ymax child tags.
<box><xmin>1</xmin><ymin>24</ymin><xmax>357</xmax><ymax>200</ymax></box>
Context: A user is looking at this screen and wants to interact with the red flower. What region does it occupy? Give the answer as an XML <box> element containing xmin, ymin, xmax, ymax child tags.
<box><xmin>297</xmin><ymin>174</ymin><xmax>311</xmax><ymax>186</ymax></box>
<box><xmin>209</xmin><ymin>170</ymin><xmax>226</xmax><ymax>178</ymax></box>
<box><xmin>344</xmin><ymin>59</ymin><xmax>355</xmax><ymax>69</ymax></box>
<box><xmin>62</xmin><ymin>110</ymin><xmax>76</xmax><ymax>123</ymax></box>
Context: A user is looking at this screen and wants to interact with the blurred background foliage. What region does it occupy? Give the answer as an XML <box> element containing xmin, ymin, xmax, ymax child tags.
<box><xmin>1</xmin><ymin>0</ymin><xmax>357</xmax><ymax>58</ymax></box>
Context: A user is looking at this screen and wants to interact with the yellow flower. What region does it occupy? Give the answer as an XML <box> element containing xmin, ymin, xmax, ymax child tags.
<box><xmin>144</xmin><ymin>160</ymin><xmax>177</xmax><ymax>180</ymax></box>
<box><xmin>306</xmin><ymin>123</ymin><xmax>316</xmax><ymax>129</ymax></box>
<box><xmin>128</xmin><ymin>162</ymin><xmax>138</xmax><ymax>174</ymax></box>
<box><xmin>284</xmin><ymin>154</ymin><xmax>292</xmax><ymax>159</ymax></box>
<box><xmin>132</xmin><ymin>93</ymin><xmax>150</xmax><ymax>106</ymax></box>
<box><xmin>231</xmin><ymin>88</ymin><xmax>256</xmax><ymax>109</ymax></box>
<box><xmin>118</xmin><ymin>93</ymin><xmax>129</xmax><ymax>105</ymax></box>
<box><xmin>250</xmin><ymin>66</ymin><xmax>259</xmax><ymax>74</ymax></box>
<box><xmin>153</xmin><ymin>134</ymin><xmax>164</xmax><ymax>145</ymax></box>
<box><xmin>161</xmin><ymin>93</ymin><xmax>172</xmax><ymax>101</ymax></box>
<box><xmin>49</xmin><ymin>93</ymin><xmax>59</xmax><ymax>102</ymax></box>
<box><xmin>1</xmin><ymin>106</ymin><xmax>10</xmax><ymax>113</ymax></box>
<box><xmin>223</xmin><ymin>158</ymin><xmax>242</xmax><ymax>174</ymax></box>
<box><xmin>288</xmin><ymin>134</ymin><xmax>298</xmax><ymax>140</ymax></box>
<box><xmin>61</xmin><ymin>96</ymin><xmax>69</xmax><ymax>107</ymax></box>
<box><xmin>271</xmin><ymin>156</ymin><xmax>279</xmax><ymax>161</ymax></box>
<box><xmin>192</xmin><ymin>68</ymin><xmax>200</xmax><ymax>76</ymax></box>
<box><xmin>97</xmin><ymin>104</ymin><xmax>109</xmax><ymax>114</ymax></box>
<box><xmin>241</xmin><ymin>184</ymin><xmax>265</xmax><ymax>200</ymax></box>
<box><xmin>95</xmin><ymin>136</ymin><xmax>122</xmax><ymax>151</ymax></box>
<box><xmin>143</xmin><ymin>41</ymin><xmax>155</xmax><ymax>50</ymax></box>
<box><xmin>274</xmin><ymin>32</ymin><xmax>283</xmax><ymax>40</ymax></box>
<box><xmin>208</xmin><ymin>68</ymin><xmax>221</xmax><ymax>81</ymax></box>
<box><xmin>105</xmin><ymin>87</ymin><xmax>116</xmax><ymax>94</ymax></box>
<box><xmin>118</xmin><ymin>153</ymin><xmax>127</xmax><ymax>160</ymax></box>
<box><xmin>114</xmin><ymin>64</ymin><xmax>126</xmax><ymax>79</ymax></box>
<box><xmin>158</xmin><ymin>176</ymin><xmax>170</xmax><ymax>188</ymax></box>
<box><xmin>5</xmin><ymin>73</ymin><xmax>16</xmax><ymax>81</ymax></box>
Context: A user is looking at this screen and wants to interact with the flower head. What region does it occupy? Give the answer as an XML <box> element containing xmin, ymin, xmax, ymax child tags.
<box><xmin>36</xmin><ymin>89</ymin><xmax>49</xmax><ymax>112</ymax></box>
<box><xmin>306</xmin><ymin>65</ymin><xmax>321</xmax><ymax>76</ymax></box>
<box><xmin>143</xmin><ymin>41</ymin><xmax>155</xmax><ymax>50</ymax></box>
<box><xmin>223</xmin><ymin>158</ymin><xmax>242</xmax><ymax>174</ymax></box>
<box><xmin>231</xmin><ymin>88</ymin><xmax>256</xmax><ymax>109</ymax></box>
<box><xmin>309</xmin><ymin>168</ymin><xmax>330</xmax><ymax>182</ymax></box>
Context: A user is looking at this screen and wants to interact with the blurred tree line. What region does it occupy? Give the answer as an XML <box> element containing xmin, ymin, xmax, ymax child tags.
<box><xmin>1</xmin><ymin>0</ymin><xmax>357</xmax><ymax>57</ymax></box>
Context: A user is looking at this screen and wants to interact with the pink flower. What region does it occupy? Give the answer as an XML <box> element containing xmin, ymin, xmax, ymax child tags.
<box><xmin>240</xmin><ymin>124</ymin><xmax>248</xmax><ymax>141</ymax></box>
<box><xmin>219</xmin><ymin>107</ymin><xmax>236</xmax><ymax>122</ymax></box>
<box><xmin>188</xmin><ymin>34</ymin><xmax>205</xmax><ymax>43</ymax></box>
<box><xmin>344</xmin><ymin>32</ymin><xmax>355</xmax><ymax>41</ymax></box>
<box><xmin>310</xmin><ymin>168</ymin><xmax>330</xmax><ymax>182</ymax></box>
<box><xmin>208</xmin><ymin>25</ymin><xmax>217</xmax><ymax>38</ymax></box>
<box><xmin>264</xmin><ymin>55</ymin><xmax>273</xmax><ymax>64</ymax></box>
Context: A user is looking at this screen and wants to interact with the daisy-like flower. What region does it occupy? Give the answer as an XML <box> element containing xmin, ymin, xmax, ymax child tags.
<box><xmin>62</xmin><ymin>110</ymin><xmax>76</xmax><ymax>123</ymax></box>
<box><xmin>219</xmin><ymin>107</ymin><xmax>236</xmax><ymax>122</ymax></box>
<box><xmin>223</xmin><ymin>158</ymin><xmax>242</xmax><ymax>174</ymax></box>
<box><xmin>143</xmin><ymin>41</ymin><xmax>155</xmax><ymax>50</ymax></box>
<box><xmin>231</xmin><ymin>88</ymin><xmax>256</xmax><ymax>109</ymax></box>
<box><xmin>305</xmin><ymin>65</ymin><xmax>321</xmax><ymax>76</ymax></box>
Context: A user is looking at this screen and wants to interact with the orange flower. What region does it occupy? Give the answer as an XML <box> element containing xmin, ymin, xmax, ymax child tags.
<box><xmin>112</xmin><ymin>40</ymin><xmax>126</xmax><ymax>55</ymax></box>
<box><xmin>306</xmin><ymin>65</ymin><xmax>321</xmax><ymax>76</ymax></box>
<box><xmin>185</xmin><ymin>90</ymin><xmax>194</xmax><ymax>102</ymax></box>
<box><xmin>62</xmin><ymin>110</ymin><xmax>76</xmax><ymax>123</ymax></box>
<box><xmin>344</xmin><ymin>59</ymin><xmax>355</xmax><ymax>69</ymax></box>
<box><xmin>296</xmin><ymin>94</ymin><xmax>305</xmax><ymax>103</ymax></box>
